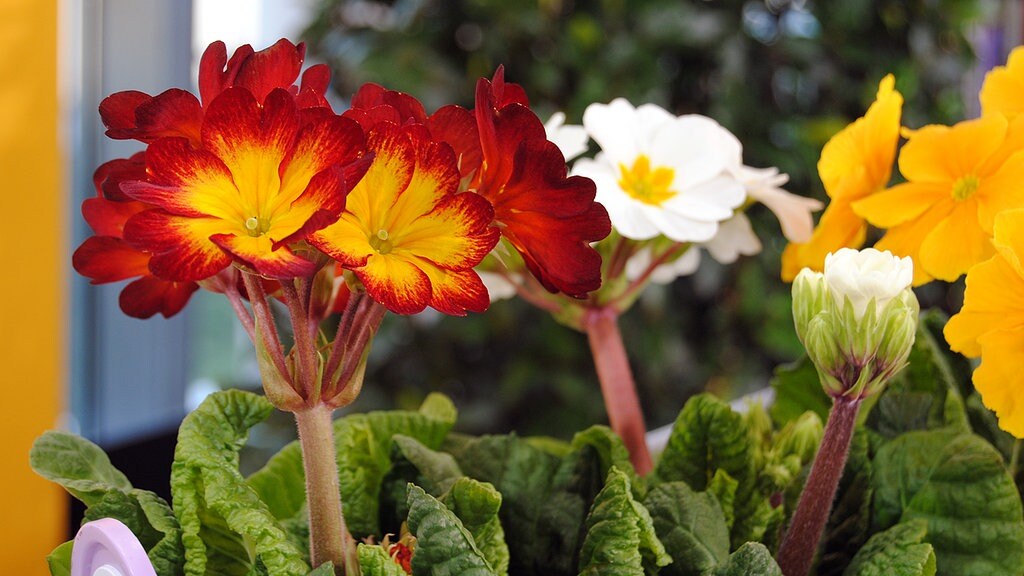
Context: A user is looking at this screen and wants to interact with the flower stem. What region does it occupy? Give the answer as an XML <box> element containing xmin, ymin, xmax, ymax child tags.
<box><xmin>294</xmin><ymin>404</ymin><xmax>355</xmax><ymax>575</ymax></box>
<box><xmin>582</xmin><ymin>306</ymin><xmax>653</xmax><ymax>475</ymax></box>
<box><xmin>776</xmin><ymin>395</ymin><xmax>862</xmax><ymax>576</ymax></box>
<box><xmin>282</xmin><ymin>280</ymin><xmax>320</xmax><ymax>402</ymax></box>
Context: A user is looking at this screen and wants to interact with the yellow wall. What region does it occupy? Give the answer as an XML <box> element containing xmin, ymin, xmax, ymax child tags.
<box><xmin>0</xmin><ymin>0</ymin><xmax>67</xmax><ymax>572</ymax></box>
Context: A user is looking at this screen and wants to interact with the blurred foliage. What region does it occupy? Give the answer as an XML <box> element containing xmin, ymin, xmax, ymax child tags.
<box><xmin>300</xmin><ymin>0</ymin><xmax>984</xmax><ymax>437</ymax></box>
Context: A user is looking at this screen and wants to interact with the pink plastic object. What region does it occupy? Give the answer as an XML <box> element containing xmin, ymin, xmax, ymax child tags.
<box><xmin>70</xmin><ymin>518</ymin><xmax>157</xmax><ymax>576</ymax></box>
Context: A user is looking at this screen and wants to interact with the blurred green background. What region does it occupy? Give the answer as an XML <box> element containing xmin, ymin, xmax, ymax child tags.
<box><xmin>270</xmin><ymin>0</ymin><xmax>985</xmax><ymax>438</ymax></box>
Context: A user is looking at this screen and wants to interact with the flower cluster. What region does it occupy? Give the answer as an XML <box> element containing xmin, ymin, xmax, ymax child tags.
<box><xmin>788</xmin><ymin>47</ymin><xmax>1024</xmax><ymax>438</ymax></box>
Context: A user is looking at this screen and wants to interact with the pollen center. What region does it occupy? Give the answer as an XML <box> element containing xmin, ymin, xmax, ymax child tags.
<box><xmin>370</xmin><ymin>229</ymin><xmax>394</xmax><ymax>254</ymax></box>
<box><xmin>244</xmin><ymin>216</ymin><xmax>271</xmax><ymax>237</ymax></box>
<box><xmin>952</xmin><ymin>175</ymin><xmax>980</xmax><ymax>201</ymax></box>
<box><xmin>618</xmin><ymin>155</ymin><xmax>677</xmax><ymax>206</ymax></box>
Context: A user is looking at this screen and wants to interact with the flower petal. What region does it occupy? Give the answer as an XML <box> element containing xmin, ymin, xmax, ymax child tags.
<box><xmin>232</xmin><ymin>38</ymin><xmax>305</xmax><ymax>105</ymax></box>
<box><xmin>918</xmin><ymin>201</ymin><xmax>994</xmax><ymax>282</ymax></box>
<box><xmin>81</xmin><ymin>197</ymin><xmax>147</xmax><ymax>237</ymax></box>
<box><xmin>852</xmin><ymin>181</ymin><xmax>948</xmax><ymax>228</ymax></box>
<box><xmin>781</xmin><ymin>199</ymin><xmax>866</xmax><ymax>281</ymax></box>
<box><xmin>898</xmin><ymin>117</ymin><xmax>1006</xmax><ymax>184</ymax></box>
<box><xmin>198</xmin><ymin>40</ymin><xmax>254</xmax><ymax>107</ymax></box>
<box><xmin>872</xmin><ymin>202</ymin><xmax>953</xmax><ymax>286</ymax></box>
<box><xmin>974</xmin><ymin>328</ymin><xmax>1024</xmax><ymax>438</ymax></box>
<box><xmin>945</xmin><ymin>254</ymin><xmax>1024</xmax><ymax>357</ymax></box>
<box><xmin>73</xmin><ymin>236</ymin><xmax>150</xmax><ymax>283</ymax></box>
<box><xmin>124</xmin><ymin>210</ymin><xmax>231</xmax><ymax>281</ymax></box>
<box><xmin>119</xmin><ymin>276</ymin><xmax>199</xmax><ymax>319</ymax></box>
<box><xmin>980</xmin><ymin>46</ymin><xmax>1024</xmax><ymax>118</ymax></box>
<box><xmin>210</xmin><ymin>233</ymin><xmax>316</xmax><ymax>279</ymax></box>
<box><xmin>396</xmin><ymin>192</ymin><xmax>498</xmax><ymax>269</ymax></box>
<box><xmin>355</xmin><ymin>254</ymin><xmax>432</xmax><ymax>315</ymax></box>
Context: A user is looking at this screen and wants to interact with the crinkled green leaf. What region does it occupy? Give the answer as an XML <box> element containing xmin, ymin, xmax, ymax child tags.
<box><xmin>445</xmin><ymin>433</ymin><xmax>573</xmax><ymax>575</ymax></box>
<box><xmin>871</xmin><ymin>429</ymin><xmax>1024</xmax><ymax>575</ymax></box>
<box><xmin>708</xmin><ymin>469</ymin><xmax>738</xmax><ymax>530</ymax></box>
<box><xmin>29</xmin><ymin>430</ymin><xmax>131</xmax><ymax>506</ymax></box>
<box><xmin>818</xmin><ymin>429</ymin><xmax>872</xmax><ymax>576</ymax></box>
<box><xmin>357</xmin><ymin>545</ymin><xmax>408</xmax><ymax>576</ymax></box>
<box><xmin>643</xmin><ymin>481</ymin><xmax>729</xmax><ymax>575</ymax></box>
<box><xmin>46</xmin><ymin>540</ymin><xmax>72</xmax><ymax>576</ymax></box>
<box><xmin>336</xmin><ymin>394</ymin><xmax>458</xmax><ymax>538</ymax></box>
<box><xmin>571</xmin><ymin>425</ymin><xmax>640</xmax><ymax>494</ymax></box>
<box><xmin>82</xmin><ymin>489</ymin><xmax>184</xmax><ymax>575</ymax></box>
<box><xmin>306</xmin><ymin>561</ymin><xmax>337</xmax><ymax>576</ymax></box>
<box><xmin>171</xmin><ymin>390</ymin><xmax>308</xmax><ymax>576</ymax></box>
<box><xmin>380</xmin><ymin>434</ymin><xmax>464</xmax><ymax>534</ymax></box>
<box><xmin>844</xmin><ymin>520</ymin><xmax>936</xmax><ymax>576</ymax></box>
<box><xmin>579</xmin><ymin>467</ymin><xmax>671</xmax><ymax>576</ymax></box>
<box><xmin>769</xmin><ymin>356</ymin><xmax>831</xmax><ymax>427</ymax></box>
<box><xmin>442</xmin><ymin>477</ymin><xmax>509</xmax><ymax>576</ymax></box>
<box><xmin>712</xmin><ymin>542</ymin><xmax>782</xmax><ymax>576</ymax></box>
<box><xmin>653</xmin><ymin>394</ymin><xmax>772</xmax><ymax>547</ymax></box>
<box><xmin>247</xmin><ymin>438</ymin><xmax>306</xmax><ymax>521</ymax></box>
<box><xmin>406</xmin><ymin>483</ymin><xmax>496</xmax><ymax>576</ymax></box>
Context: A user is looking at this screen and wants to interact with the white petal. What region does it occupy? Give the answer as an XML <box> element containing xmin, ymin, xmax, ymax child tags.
<box><xmin>477</xmin><ymin>271</ymin><xmax>519</xmax><ymax>301</ymax></box>
<box><xmin>625</xmin><ymin>245</ymin><xmax>701</xmax><ymax>283</ymax></box>
<box><xmin>614</xmin><ymin>201</ymin><xmax>662</xmax><ymax>240</ymax></box>
<box><xmin>583</xmin><ymin>98</ymin><xmax>672</xmax><ymax>165</ymax></box>
<box><xmin>545</xmin><ymin>112</ymin><xmax>589</xmax><ymax>162</ymax></box>
<box><xmin>644</xmin><ymin>206</ymin><xmax>720</xmax><ymax>242</ymax></box>
<box><xmin>649</xmin><ymin>115</ymin><xmax>743</xmax><ymax>189</ymax></box>
<box><xmin>744</xmin><ymin>177</ymin><xmax>823</xmax><ymax>243</ymax></box>
<box><xmin>662</xmin><ymin>175</ymin><xmax>746</xmax><ymax>220</ymax></box>
<box><xmin>702</xmin><ymin>214</ymin><xmax>762</xmax><ymax>264</ymax></box>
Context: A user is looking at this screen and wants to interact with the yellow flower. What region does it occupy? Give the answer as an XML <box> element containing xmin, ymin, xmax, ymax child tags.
<box><xmin>853</xmin><ymin>115</ymin><xmax>1024</xmax><ymax>285</ymax></box>
<box><xmin>781</xmin><ymin>75</ymin><xmax>903</xmax><ymax>281</ymax></box>
<box><xmin>945</xmin><ymin>209</ymin><xmax>1024</xmax><ymax>437</ymax></box>
<box><xmin>981</xmin><ymin>46</ymin><xmax>1024</xmax><ymax>118</ymax></box>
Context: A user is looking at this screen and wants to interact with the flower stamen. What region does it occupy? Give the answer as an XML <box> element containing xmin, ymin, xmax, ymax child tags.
<box><xmin>952</xmin><ymin>174</ymin><xmax>980</xmax><ymax>201</ymax></box>
<box><xmin>618</xmin><ymin>155</ymin><xmax>677</xmax><ymax>206</ymax></box>
<box><xmin>370</xmin><ymin>229</ymin><xmax>394</xmax><ymax>254</ymax></box>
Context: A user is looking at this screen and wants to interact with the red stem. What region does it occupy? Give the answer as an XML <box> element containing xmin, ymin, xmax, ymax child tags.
<box><xmin>241</xmin><ymin>273</ymin><xmax>293</xmax><ymax>389</ymax></box>
<box><xmin>582</xmin><ymin>306</ymin><xmax>653</xmax><ymax>475</ymax></box>
<box><xmin>219</xmin><ymin>270</ymin><xmax>256</xmax><ymax>345</ymax></box>
<box><xmin>776</xmin><ymin>395</ymin><xmax>862</xmax><ymax>576</ymax></box>
<box><xmin>281</xmin><ymin>280</ymin><xmax>320</xmax><ymax>402</ymax></box>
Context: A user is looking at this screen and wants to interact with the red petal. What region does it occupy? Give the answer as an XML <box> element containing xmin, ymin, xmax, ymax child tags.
<box><xmin>280</xmin><ymin>115</ymin><xmax>367</xmax><ymax>198</ymax></box>
<box><xmin>426</xmin><ymin>267</ymin><xmax>490</xmax><ymax>316</ymax></box>
<box><xmin>119</xmin><ymin>276</ymin><xmax>199</xmax><ymax>319</ymax></box>
<box><xmin>132</xmin><ymin>89</ymin><xmax>203</xmax><ymax>145</ymax></box>
<box><xmin>233</xmin><ymin>38</ymin><xmax>304</xmax><ymax>105</ymax></box>
<box><xmin>488</xmin><ymin>66</ymin><xmax>529</xmax><ymax>108</ymax></box>
<box><xmin>93</xmin><ymin>153</ymin><xmax>147</xmax><ymax>201</ymax></box>
<box><xmin>99</xmin><ymin>91</ymin><xmax>151</xmax><ymax>138</ymax></box>
<box><xmin>124</xmin><ymin>210</ymin><xmax>231</xmax><ymax>282</ymax></box>
<box><xmin>199</xmin><ymin>40</ymin><xmax>255</xmax><ymax>106</ymax></box>
<box><xmin>210</xmin><ymin>233</ymin><xmax>317</xmax><ymax>279</ymax></box>
<box><xmin>428</xmin><ymin>105</ymin><xmax>481</xmax><ymax>179</ymax></box>
<box><xmin>121</xmin><ymin>138</ymin><xmax>234</xmax><ymax>218</ymax></box>
<box><xmin>295</xmin><ymin>64</ymin><xmax>333</xmax><ymax>110</ymax></box>
<box><xmin>73</xmin><ymin>236</ymin><xmax>150</xmax><ymax>282</ymax></box>
<box><xmin>202</xmin><ymin>87</ymin><xmax>300</xmax><ymax>184</ymax></box>
<box><xmin>348</xmin><ymin>82</ymin><xmax>428</xmax><ymax>130</ymax></box>
<box><xmin>82</xmin><ymin>197</ymin><xmax>148</xmax><ymax>237</ymax></box>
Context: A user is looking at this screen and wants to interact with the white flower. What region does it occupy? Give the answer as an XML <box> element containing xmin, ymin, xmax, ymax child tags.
<box><xmin>702</xmin><ymin>214</ymin><xmax>762</xmax><ymax>264</ymax></box>
<box><xmin>572</xmin><ymin>98</ymin><xmax>746</xmax><ymax>243</ymax></box>
<box><xmin>823</xmin><ymin>248</ymin><xmax>913</xmax><ymax>321</ymax></box>
<box><xmin>625</xmin><ymin>246</ymin><xmax>701</xmax><ymax>284</ymax></box>
<box><xmin>477</xmin><ymin>270</ymin><xmax>519</xmax><ymax>302</ymax></box>
<box><xmin>730</xmin><ymin>165</ymin><xmax>822</xmax><ymax>243</ymax></box>
<box><xmin>544</xmin><ymin>112</ymin><xmax>589</xmax><ymax>162</ymax></box>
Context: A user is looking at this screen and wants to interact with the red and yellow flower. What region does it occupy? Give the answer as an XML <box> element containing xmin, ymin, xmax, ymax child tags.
<box><xmin>311</xmin><ymin>125</ymin><xmax>499</xmax><ymax>315</ymax></box>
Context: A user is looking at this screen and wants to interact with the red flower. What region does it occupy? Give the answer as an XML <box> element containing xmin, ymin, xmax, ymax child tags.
<box><xmin>73</xmin><ymin>154</ymin><xmax>199</xmax><ymax>318</ymax></box>
<box><xmin>347</xmin><ymin>69</ymin><xmax>611</xmax><ymax>298</ymax></box>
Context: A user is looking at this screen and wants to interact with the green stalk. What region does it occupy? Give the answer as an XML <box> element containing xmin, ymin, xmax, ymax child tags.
<box><xmin>776</xmin><ymin>395</ymin><xmax>862</xmax><ymax>576</ymax></box>
<box><xmin>294</xmin><ymin>404</ymin><xmax>356</xmax><ymax>575</ymax></box>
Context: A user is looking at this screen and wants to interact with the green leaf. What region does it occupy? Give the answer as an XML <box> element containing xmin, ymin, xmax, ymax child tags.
<box><xmin>653</xmin><ymin>394</ymin><xmax>772</xmax><ymax>547</ymax></box>
<box><xmin>444</xmin><ymin>433</ymin><xmax>571</xmax><ymax>575</ymax></box>
<box><xmin>82</xmin><ymin>489</ymin><xmax>184</xmax><ymax>576</ymax></box>
<box><xmin>306</xmin><ymin>562</ymin><xmax>337</xmax><ymax>576</ymax></box>
<box><xmin>406</xmin><ymin>483</ymin><xmax>496</xmax><ymax>576</ymax></box>
<box><xmin>712</xmin><ymin>543</ymin><xmax>782</xmax><ymax>576</ymax></box>
<box><xmin>380</xmin><ymin>434</ymin><xmax>464</xmax><ymax>533</ymax></box>
<box><xmin>965</xmin><ymin>393</ymin><xmax>1016</xmax><ymax>463</ymax></box>
<box><xmin>708</xmin><ymin>469</ymin><xmax>738</xmax><ymax>530</ymax></box>
<box><xmin>46</xmin><ymin>541</ymin><xmax>72</xmax><ymax>576</ymax></box>
<box><xmin>357</xmin><ymin>545</ymin><xmax>408</xmax><ymax>576</ymax></box>
<box><xmin>29</xmin><ymin>430</ymin><xmax>132</xmax><ymax>506</ymax></box>
<box><xmin>770</xmin><ymin>356</ymin><xmax>831</xmax><ymax>427</ymax></box>
<box><xmin>578</xmin><ymin>467</ymin><xmax>671</xmax><ymax>576</ymax></box>
<box><xmin>442</xmin><ymin>477</ymin><xmax>510</xmax><ymax>576</ymax></box>
<box><xmin>844</xmin><ymin>520</ymin><xmax>936</xmax><ymax>576</ymax></box>
<box><xmin>871</xmin><ymin>429</ymin><xmax>1024</xmax><ymax>575</ymax></box>
<box><xmin>336</xmin><ymin>394</ymin><xmax>458</xmax><ymax>538</ymax></box>
<box><xmin>247</xmin><ymin>437</ymin><xmax>307</xmax><ymax>521</ymax></box>
<box><xmin>171</xmin><ymin>390</ymin><xmax>308</xmax><ymax>576</ymax></box>
<box><xmin>570</xmin><ymin>425</ymin><xmax>639</xmax><ymax>493</ymax></box>
<box><xmin>643</xmin><ymin>481</ymin><xmax>729</xmax><ymax>575</ymax></box>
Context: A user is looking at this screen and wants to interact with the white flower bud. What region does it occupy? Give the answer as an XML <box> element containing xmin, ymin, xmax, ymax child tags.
<box><xmin>791</xmin><ymin>248</ymin><xmax>918</xmax><ymax>399</ymax></box>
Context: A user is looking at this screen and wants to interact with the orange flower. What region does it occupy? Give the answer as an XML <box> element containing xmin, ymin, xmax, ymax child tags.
<box><xmin>311</xmin><ymin>124</ymin><xmax>499</xmax><ymax>315</ymax></box>
<box><xmin>945</xmin><ymin>209</ymin><xmax>1024</xmax><ymax>437</ymax></box>
<box><xmin>781</xmin><ymin>75</ymin><xmax>903</xmax><ymax>281</ymax></box>
<box><xmin>853</xmin><ymin>115</ymin><xmax>1024</xmax><ymax>284</ymax></box>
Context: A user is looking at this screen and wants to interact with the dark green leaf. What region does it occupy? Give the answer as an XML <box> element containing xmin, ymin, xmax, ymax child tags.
<box><xmin>871</xmin><ymin>429</ymin><xmax>1024</xmax><ymax>575</ymax></box>
<box><xmin>643</xmin><ymin>481</ymin><xmax>729</xmax><ymax>575</ymax></box>
<box><xmin>712</xmin><ymin>542</ymin><xmax>782</xmax><ymax>576</ymax></box>
<box><xmin>844</xmin><ymin>520</ymin><xmax>936</xmax><ymax>576</ymax></box>
<box><xmin>770</xmin><ymin>356</ymin><xmax>831</xmax><ymax>428</ymax></box>
<box><xmin>406</xmin><ymin>483</ymin><xmax>496</xmax><ymax>576</ymax></box>
<box><xmin>357</xmin><ymin>545</ymin><xmax>408</xmax><ymax>576</ymax></box>
<box><xmin>443</xmin><ymin>477</ymin><xmax>509</xmax><ymax>576</ymax></box>
<box><xmin>306</xmin><ymin>562</ymin><xmax>337</xmax><ymax>576</ymax></box>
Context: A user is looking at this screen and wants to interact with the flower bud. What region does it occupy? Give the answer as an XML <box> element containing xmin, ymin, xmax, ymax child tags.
<box><xmin>774</xmin><ymin>411</ymin><xmax>824</xmax><ymax>465</ymax></box>
<box><xmin>791</xmin><ymin>248</ymin><xmax>918</xmax><ymax>399</ymax></box>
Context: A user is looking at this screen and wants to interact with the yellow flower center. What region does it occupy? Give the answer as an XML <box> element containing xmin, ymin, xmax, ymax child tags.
<box><xmin>952</xmin><ymin>175</ymin><xmax>980</xmax><ymax>201</ymax></box>
<box><xmin>618</xmin><ymin>155</ymin><xmax>677</xmax><ymax>206</ymax></box>
<box><xmin>244</xmin><ymin>216</ymin><xmax>271</xmax><ymax>237</ymax></box>
<box><xmin>370</xmin><ymin>228</ymin><xmax>394</xmax><ymax>254</ymax></box>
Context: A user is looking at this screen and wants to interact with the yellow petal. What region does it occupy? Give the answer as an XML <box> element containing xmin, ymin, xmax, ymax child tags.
<box><xmin>944</xmin><ymin>255</ymin><xmax>1024</xmax><ymax>356</ymax></box>
<box><xmin>897</xmin><ymin>116</ymin><xmax>1007</xmax><ymax>184</ymax></box>
<box><xmin>980</xmin><ymin>46</ymin><xmax>1024</xmax><ymax>119</ymax></box>
<box><xmin>976</xmin><ymin>150</ymin><xmax>1024</xmax><ymax>233</ymax></box>
<box><xmin>974</xmin><ymin>328</ymin><xmax>1024</xmax><ymax>438</ymax></box>
<box><xmin>780</xmin><ymin>199</ymin><xmax>866</xmax><ymax>281</ymax></box>
<box><xmin>918</xmin><ymin>200</ymin><xmax>994</xmax><ymax>282</ymax></box>
<box><xmin>852</xmin><ymin>181</ymin><xmax>947</xmax><ymax>228</ymax></box>
<box><xmin>873</xmin><ymin>203</ymin><xmax>952</xmax><ymax>286</ymax></box>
